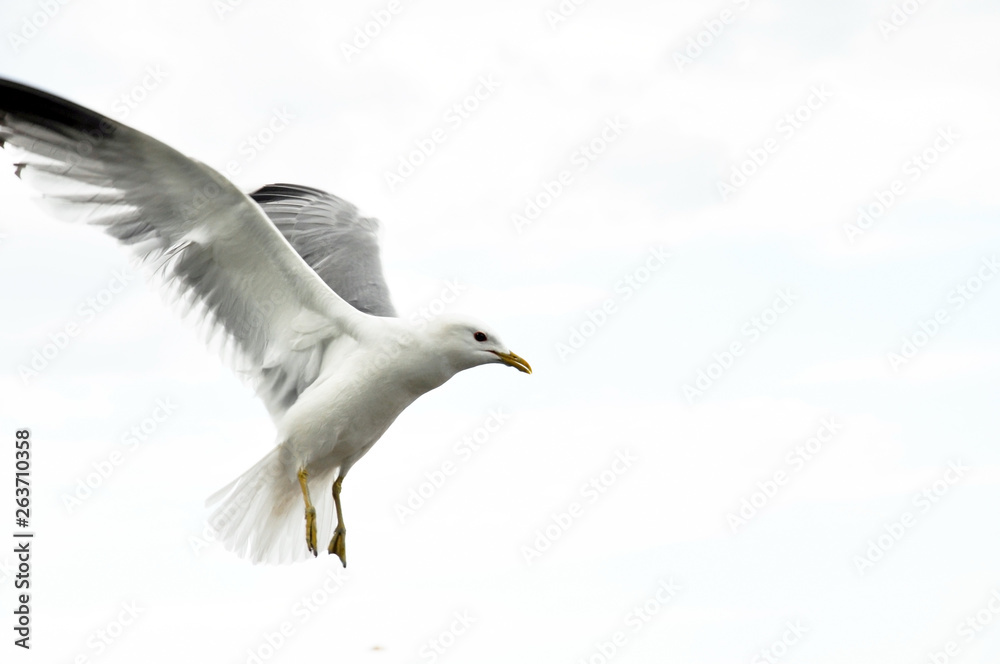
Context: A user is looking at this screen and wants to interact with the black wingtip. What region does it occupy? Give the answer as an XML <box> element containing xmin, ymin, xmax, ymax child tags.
<box><xmin>0</xmin><ymin>77</ymin><xmax>119</xmax><ymax>141</ymax></box>
<box><xmin>13</xmin><ymin>162</ymin><xmax>25</xmax><ymax>179</ymax></box>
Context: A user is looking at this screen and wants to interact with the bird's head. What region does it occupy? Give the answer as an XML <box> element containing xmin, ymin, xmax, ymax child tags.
<box><xmin>422</xmin><ymin>315</ymin><xmax>532</xmax><ymax>377</ymax></box>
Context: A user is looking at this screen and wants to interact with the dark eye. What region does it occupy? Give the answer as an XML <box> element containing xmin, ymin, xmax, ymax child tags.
<box><xmin>474</xmin><ymin>331</ymin><xmax>488</xmax><ymax>342</ymax></box>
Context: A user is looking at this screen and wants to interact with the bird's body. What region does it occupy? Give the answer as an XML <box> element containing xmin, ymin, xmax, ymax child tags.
<box><xmin>0</xmin><ymin>78</ymin><xmax>530</xmax><ymax>565</ymax></box>
<box><xmin>209</xmin><ymin>318</ymin><xmax>438</xmax><ymax>563</ymax></box>
<box><xmin>277</xmin><ymin>317</ymin><xmax>445</xmax><ymax>488</ymax></box>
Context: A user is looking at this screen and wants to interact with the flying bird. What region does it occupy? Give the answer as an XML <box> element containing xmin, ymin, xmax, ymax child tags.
<box><xmin>0</xmin><ymin>78</ymin><xmax>531</xmax><ymax>565</ymax></box>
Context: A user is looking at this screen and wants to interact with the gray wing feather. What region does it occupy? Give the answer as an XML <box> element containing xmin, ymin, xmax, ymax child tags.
<box><xmin>251</xmin><ymin>184</ymin><xmax>396</xmax><ymax>318</ymax></box>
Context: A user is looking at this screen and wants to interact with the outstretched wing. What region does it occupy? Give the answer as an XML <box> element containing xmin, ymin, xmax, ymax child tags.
<box><xmin>0</xmin><ymin>77</ymin><xmax>369</xmax><ymax>417</ymax></box>
<box><xmin>251</xmin><ymin>183</ymin><xmax>397</xmax><ymax>318</ymax></box>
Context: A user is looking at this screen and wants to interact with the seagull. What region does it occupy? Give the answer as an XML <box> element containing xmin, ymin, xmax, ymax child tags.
<box><xmin>0</xmin><ymin>78</ymin><xmax>531</xmax><ymax>566</ymax></box>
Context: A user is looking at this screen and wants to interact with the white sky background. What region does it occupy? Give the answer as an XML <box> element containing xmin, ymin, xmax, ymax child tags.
<box><xmin>1</xmin><ymin>0</ymin><xmax>1000</xmax><ymax>662</ymax></box>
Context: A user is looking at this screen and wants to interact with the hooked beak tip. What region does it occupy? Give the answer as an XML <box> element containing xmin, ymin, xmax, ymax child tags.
<box><xmin>492</xmin><ymin>350</ymin><xmax>532</xmax><ymax>374</ymax></box>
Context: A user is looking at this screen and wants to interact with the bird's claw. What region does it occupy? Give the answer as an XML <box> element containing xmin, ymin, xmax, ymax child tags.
<box><xmin>305</xmin><ymin>505</ymin><xmax>318</xmax><ymax>557</ymax></box>
<box><xmin>328</xmin><ymin>526</ymin><xmax>346</xmax><ymax>567</ymax></box>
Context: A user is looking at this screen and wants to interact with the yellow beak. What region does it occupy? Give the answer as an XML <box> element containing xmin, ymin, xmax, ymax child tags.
<box><xmin>492</xmin><ymin>350</ymin><xmax>532</xmax><ymax>374</ymax></box>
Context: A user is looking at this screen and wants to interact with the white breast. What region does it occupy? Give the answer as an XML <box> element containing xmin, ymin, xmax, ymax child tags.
<box><xmin>275</xmin><ymin>340</ymin><xmax>424</xmax><ymax>477</ymax></box>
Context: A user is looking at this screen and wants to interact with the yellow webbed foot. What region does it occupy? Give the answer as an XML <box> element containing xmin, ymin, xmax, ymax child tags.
<box><xmin>328</xmin><ymin>526</ymin><xmax>346</xmax><ymax>567</ymax></box>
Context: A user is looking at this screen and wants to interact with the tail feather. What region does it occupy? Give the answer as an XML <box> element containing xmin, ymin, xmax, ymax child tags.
<box><xmin>206</xmin><ymin>445</ymin><xmax>334</xmax><ymax>564</ymax></box>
